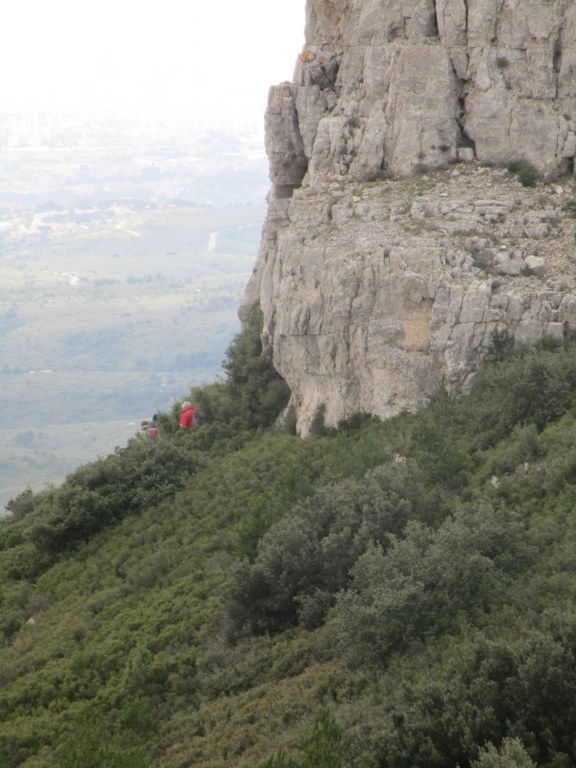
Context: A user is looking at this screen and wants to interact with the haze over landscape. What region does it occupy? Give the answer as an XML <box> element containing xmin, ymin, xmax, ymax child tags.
<box><xmin>6</xmin><ymin>3</ymin><xmax>576</xmax><ymax>767</ymax></box>
<box><xmin>0</xmin><ymin>2</ymin><xmax>305</xmax><ymax>510</ymax></box>
<box><xmin>0</xmin><ymin>0</ymin><xmax>305</xmax><ymax>125</ymax></box>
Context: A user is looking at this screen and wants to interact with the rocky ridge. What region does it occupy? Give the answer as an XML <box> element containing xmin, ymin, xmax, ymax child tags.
<box><xmin>241</xmin><ymin>0</ymin><xmax>576</xmax><ymax>433</ymax></box>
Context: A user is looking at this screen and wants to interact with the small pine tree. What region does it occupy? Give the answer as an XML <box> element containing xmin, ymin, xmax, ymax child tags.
<box><xmin>262</xmin><ymin>748</ymin><xmax>300</xmax><ymax>768</ymax></box>
<box><xmin>192</xmin><ymin>305</ymin><xmax>290</xmax><ymax>430</ymax></box>
<box><xmin>309</xmin><ymin>403</ymin><xmax>328</xmax><ymax>436</ymax></box>
<box><xmin>300</xmin><ymin>707</ymin><xmax>348</xmax><ymax>768</ymax></box>
<box><xmin>223</xmin><ymin>306</ymin><xmax>290</xmax><ymax>429</ymax></box>
<box><xmin>261</xmin><ymin>708</ymin><xmax>368</xmax><ymax>768</ymax></box>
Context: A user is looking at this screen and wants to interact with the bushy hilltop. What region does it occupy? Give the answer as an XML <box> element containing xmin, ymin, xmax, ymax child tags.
<box><xmin>3</xmin><ymin>312</ymin><xmax>576</xmax><ymax>767</ymax></box>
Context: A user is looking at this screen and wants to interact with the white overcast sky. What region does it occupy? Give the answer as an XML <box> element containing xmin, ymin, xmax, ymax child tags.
<box><xmin>0</xmin><ymin>1</ymin><xmax>305</xmax><ymax>124</ymax></box>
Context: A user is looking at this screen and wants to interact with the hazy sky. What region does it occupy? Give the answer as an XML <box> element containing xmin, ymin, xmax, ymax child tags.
<box><xmin>0</xmin><ymin>1</ymin><xmax>305</xmax><ymax>124</ymax></box>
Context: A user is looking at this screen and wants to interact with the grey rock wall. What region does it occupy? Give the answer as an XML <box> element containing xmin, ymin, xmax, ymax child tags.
<box><xmin>241</xmin><ymin>0</ymin><xmax>576</xmax><ymax>433</ymax></box>
<box><xmin>296</xmin><ymin>0</ymin><xmax>576</xmax><ymax>181</ymax></box>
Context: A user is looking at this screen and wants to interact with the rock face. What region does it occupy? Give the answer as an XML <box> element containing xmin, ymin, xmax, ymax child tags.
<box><xmin>241</xmin><ymin>0</ymin><xmax>576</xmax><ymax>434</ymax></box>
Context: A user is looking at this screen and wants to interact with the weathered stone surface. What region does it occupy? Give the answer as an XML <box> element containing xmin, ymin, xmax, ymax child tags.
<box><xmin>241</xmin><ymin>0</ymin><xmax>576</xmax><ymax>434</ymax></box>
<box><xmin>275</xmin><ymin>0</ymin><xmax>576</xmax><ymax>183</ymax></box>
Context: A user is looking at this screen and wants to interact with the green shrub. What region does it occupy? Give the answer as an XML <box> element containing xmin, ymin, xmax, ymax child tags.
<box><xmin>221</xmin><ymin>305</ymin><xmax>291</xmax><ymax>429</ymax></box>
<box><xmin>3</xmin><ymin>488</ymin><xmax>43</xmax><ymax>522</ymax></box>
<box><xmin>465</xmin><ymin>342</ymin><xmax>576</xmax><ymax>446</ymax></box>
<box><xmin>56</xmin><ymin>707</ymin><xmax>148</xmax><ymax>768</ymax></box>
<box><xmin>262</xmin><ymin>707</ymin><xmax>372</xmax><ymax>768</ymax></box>
<box><xmin>262</xmin><ymin>749</ymin><xmax>300</xmax><ymax>768</ymax></box>
<box><xmin>283</xmin><ymin>404</ymin><xmax>298</xmax><ymax>435</ymax></box>
<box><xmin>225</xmin><ymin>462</ymin><xmax>432</xmax><ymax>639</ymax></box>
<box><xmin>507</xmin><ymin>160</ymin><xmax>539</xmax><ymax>187</ymax></box>
<box><xmin>407</xmin><ymin>385</ymin><xmax>474</xmax><ymax>490</ymax></box>
<box><xmin>176</xmin><ymin>305</ymin><xmax>290</xmax><ymax>433</ymax></box>
<box><xmin>486</xmin><ymin>328</ymin><xmax>515</xmax><ymax>363</ymax></box>
<box><xmin>25</xmin><ymin>438</ymin><xmax>202</xmax><ymax>554</ymax></box>
<box><xmin>335</xmin><ymin>505</ymin><xmax>532</xmax><ymax>663</ymax></box>
<box><xmin>374</xmin><ymin>611</ymin><xmax>576</xmax><ymax>768</ymax></box>
<box><xmin>471</xmin><ymin>738</ymin><xmax>537</xmax><ymax>768</ymax></box>
<box><xmin>310</xmin><ymin>404</ymin><xmax>329</xmax><ymax>436</ymax></box>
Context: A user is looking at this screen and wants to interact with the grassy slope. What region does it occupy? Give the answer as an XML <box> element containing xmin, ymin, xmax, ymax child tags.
<box><xmin>3</xmin><ymin>343</ymin><xmax>576</xmax><ymax>766</ymax></box>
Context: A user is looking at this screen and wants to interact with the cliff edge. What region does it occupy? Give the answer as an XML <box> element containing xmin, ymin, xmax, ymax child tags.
<box><xmin>241</xmin><ymin>0</ymin><xmax>576</xmax><ymax>433</ymax></box>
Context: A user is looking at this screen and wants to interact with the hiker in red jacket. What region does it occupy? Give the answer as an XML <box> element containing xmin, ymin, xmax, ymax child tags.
<box><xmin>179</xmin><ymin>401</ymin><xmax>197</xmax><ymax>430</ymax></box>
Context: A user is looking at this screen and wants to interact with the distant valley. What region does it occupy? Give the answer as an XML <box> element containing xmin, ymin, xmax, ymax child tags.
<box><xmin>0</xmin><ymin>115</ymin><xmax>269</xmax><ymax>510</ymax></box>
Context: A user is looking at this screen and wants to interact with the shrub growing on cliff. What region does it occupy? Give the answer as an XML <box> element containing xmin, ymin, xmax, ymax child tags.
<box><xmin>507</xmin><ymin>160</ymin><xmax>539</xmax><ymax>187</ymax></box>
<box><xmin>486</xmin><ymin>328</ymin><xmax>515</xmax><ymax>363</ymax></box>
<box><xmin>186</xmin><ymin>306</ymin><xmax>290</xmax><ymax>431</ymax></box>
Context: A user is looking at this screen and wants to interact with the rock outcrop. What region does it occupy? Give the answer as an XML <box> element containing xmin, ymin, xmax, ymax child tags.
<box><xmin>241</xmin><ymin>0</ymin><xmax>576</xmax><ymax>434</ymax></box>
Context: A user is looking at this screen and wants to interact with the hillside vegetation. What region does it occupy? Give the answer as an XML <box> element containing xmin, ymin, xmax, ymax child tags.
<box><xmin>3</xmin><ymin>317</ymin><xmax>576</xmax><ymax>767</ymax></box>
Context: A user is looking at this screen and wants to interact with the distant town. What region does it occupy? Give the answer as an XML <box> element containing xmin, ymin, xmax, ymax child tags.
<box><xmin>0</xmin><ymin>112</ymin><xmax>270</xmax><ymax>218</ymax></box>
<box><xmin>0</xmin><ymin>111</ymin><xmax>263</xmax><ymax>149</ymax></box>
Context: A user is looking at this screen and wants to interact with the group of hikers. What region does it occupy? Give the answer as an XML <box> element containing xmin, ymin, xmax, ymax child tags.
<box><xmin>137</xmin><ymin>401</ymin><xmax>204</xmax><ymax>440</ymax></box>
<box><xmin>138</xmin><ymin>414</ymin><xmax>159</xmax><ymax>440</ymax></box>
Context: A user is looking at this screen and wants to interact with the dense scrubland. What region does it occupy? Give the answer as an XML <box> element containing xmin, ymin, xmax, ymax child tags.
<box><xmin>3</xmin><ymin>313</ymin><xmax>576</xmax><ymax>767</ymax></box>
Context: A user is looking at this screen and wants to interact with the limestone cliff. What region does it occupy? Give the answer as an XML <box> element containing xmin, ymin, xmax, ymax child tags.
<box><xmin>241</xmin><ymin>0</ymin><xmax>576</xmax><ymax>434</ymax></box>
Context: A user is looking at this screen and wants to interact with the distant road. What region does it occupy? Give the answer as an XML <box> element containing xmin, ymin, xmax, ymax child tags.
<box><xmin>41</xmin><ymin>269</ymin><xmax>80</xmax><ymax>285</ymax></box>
<box><xmin>117</xmin><ymin>221</ymin><xmax>141</xmax><ymax>237</ymax></box>
<box><xmin>207</xmin><ymin>231</ymin><xmax>218</xmax><ymax>252</ymax></box>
